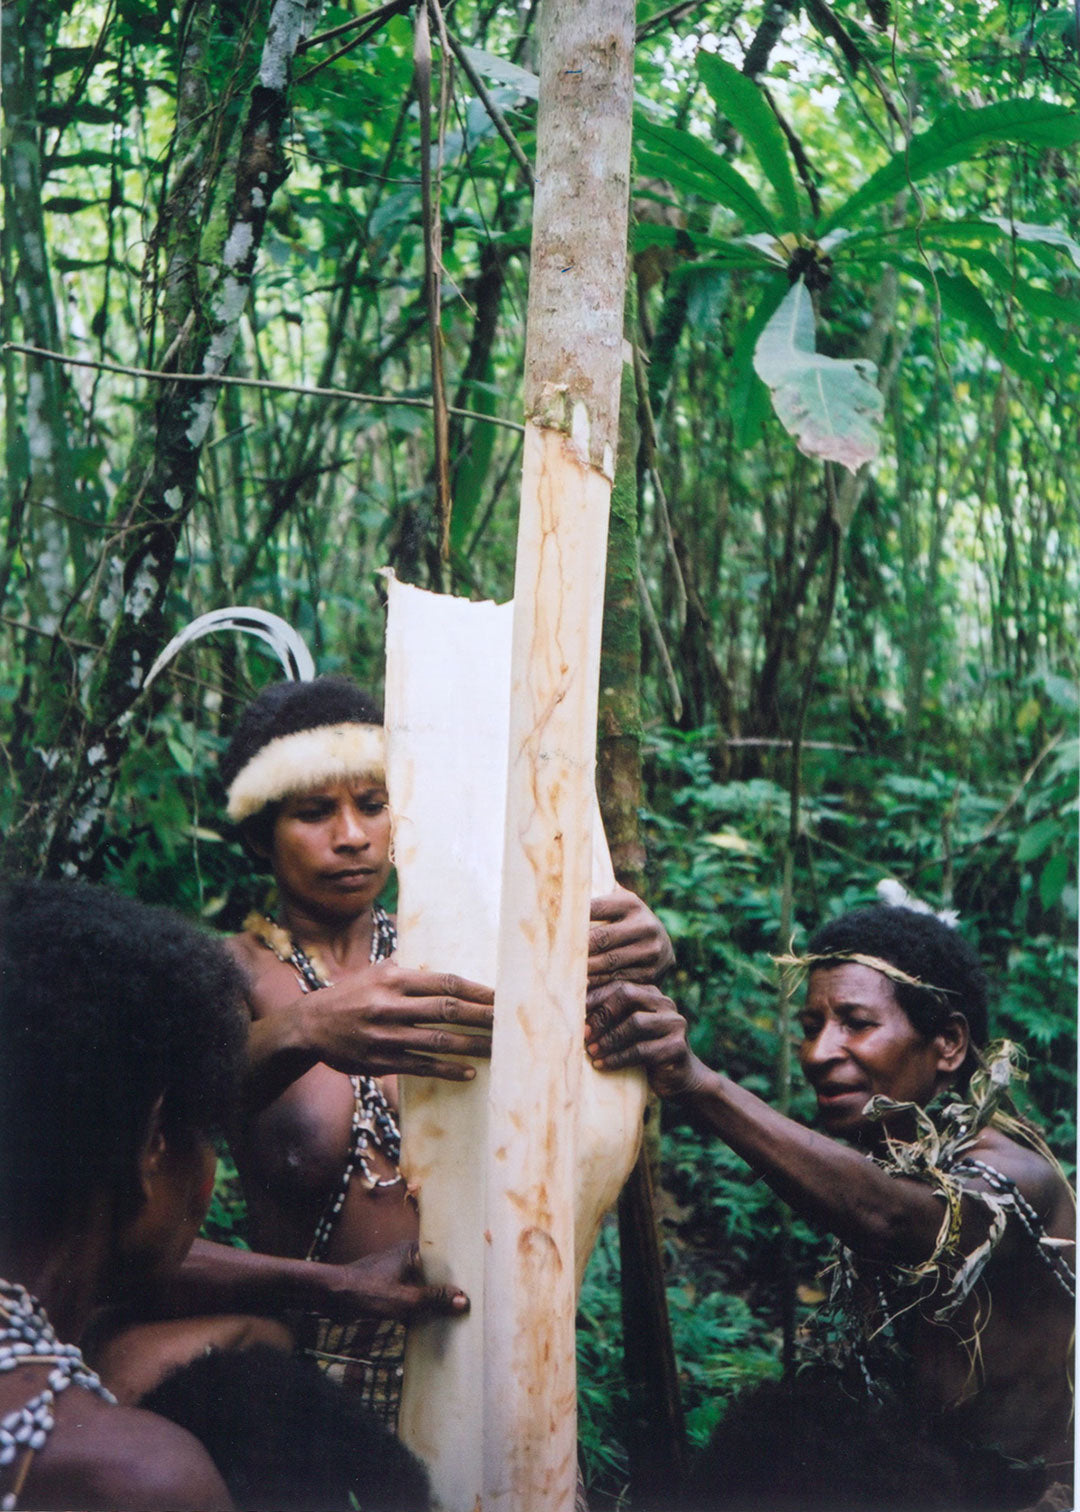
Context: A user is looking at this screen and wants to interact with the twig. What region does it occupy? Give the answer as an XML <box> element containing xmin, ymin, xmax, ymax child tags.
<box><xmin>637</xmin><ymin>566</ymin><xmax>683</xmax><ymax>722</ymax></box>
<box><xmin>444</xmin><ymin>29</ymin><xmax>535</xmax><ymax>190</ymax></box>
<box><xmin>295</xmin><ymin>1</ymin><xmax>410</xmax><ymax>86</ymax></box>
<box><xmin>2</xmin><ymin>342</ymin><xmax>524</xmax><ymax>434</ymax></box>
<box><xmin>636</xmin><ymin>0</ymin><xmax>716</xmax><ymax>43</ymax></box>
<box><xmin>415</xmin><ymin>2</ymin><xmax>453</xmax><ymax>563</ymax></box>
<box><xmin>296</xmin><ymin>0</ymin><xmax>409</xmax><ymax>55</ymax></box>
<box><xmin>723</xmin><ymin>737</ymin><xmax>859</xmax><ymax>751</ymax></box>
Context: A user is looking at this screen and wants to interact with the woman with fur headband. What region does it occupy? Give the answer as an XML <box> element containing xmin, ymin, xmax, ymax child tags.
<box><xmin>94</xmin><ymin>676</ymin><xmax>673</xmax><ymax>1420</ymax></box>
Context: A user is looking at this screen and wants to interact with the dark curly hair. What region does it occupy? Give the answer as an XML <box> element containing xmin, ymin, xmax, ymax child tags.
<box><xmin>221</xmin><ymin>677</ymin><xmax>383</xmax><ymax>853</ymax></box>
<box><xmin>220</xmin><ymin>678</ymin><xmax>383</xmax><ymax>792</ymax></box>
<box><xmin>0</xmin><ymin>878</ymin><xmax>248</xmax><ymax>1243</ymax></box>
<box><xmin>143</xmin><ymin>1345</ymin><xmax>431</xmax><ymax>1512</ymax></box>
<box><xmin>806</xmin><ymin>906</ymin><xmax>989</xmax><ymax>1088</ymax></box>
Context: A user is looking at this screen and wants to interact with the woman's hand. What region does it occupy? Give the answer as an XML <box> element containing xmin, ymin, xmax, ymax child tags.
<box><xmin>301</xmin><ymin>961</ymin><xmax>493</xmax><ymax>1082</ymax></box>
<box><xmin>326</xmin><ymin>1241</ymin><xmax>470</xmax><ymax>1322</ymax></box>
<box><xmin>585</xmin><ymin>980</ymin><xmax>709</xmax><ymax>1098</ymax></box>
<box><xmin>588</xmin><ymin>885</ymin><xmax>675</xmax><ymax>990</ymax></box>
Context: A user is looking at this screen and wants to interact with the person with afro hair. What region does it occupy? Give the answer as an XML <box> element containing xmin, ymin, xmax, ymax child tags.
<box><xmin>92</xmin><ymin>675</ymin><xmax>675</xmax><ymax>1428</ymax></box>
<box><xmin>585</xmin><ymin>898</ymin><xmax>1074</xmax><ymax>1509</ymax></box>
<box><xmin>0</xmin><ymin>878</ymin><xmax>246</xmax><ymax>1509</ymax></box>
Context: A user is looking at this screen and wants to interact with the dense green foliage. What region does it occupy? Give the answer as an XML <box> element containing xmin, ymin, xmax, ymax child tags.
<box><xmin>2</xmin><ymin>0</ymin><xmax>1077</xmax><ymax>1504</ymax></box>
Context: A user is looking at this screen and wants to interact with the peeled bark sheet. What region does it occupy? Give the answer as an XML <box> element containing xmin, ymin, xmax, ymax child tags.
<box><xmin>384</xmin><ymin>575</ymin><xmax>645</xmax><ymax>1511</ymax></box>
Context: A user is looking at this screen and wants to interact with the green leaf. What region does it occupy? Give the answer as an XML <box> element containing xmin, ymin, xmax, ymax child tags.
<box><xmin>636</xmin><ymin>118</ymin><xmax>779</xmax><ymax>235</ymax></box>
<box><xmin>935</xmin><ymin>272</ymin><xmax>1050</xmax><ymax>382</ymax></box>
<box><xmin>824</xmin><ymin>100</ymin><xmax>1080</xmax><ymax>233</ymax></box>
<box><xmin>459</xmin><ymin>45</ymin><xmax>538</xmax><ymax>100</ymax></box>
<box><xmin>38</xmin><ymin>102</ymin><xmax>116</xmax><ymax>127</ymax></box>
<box><xmin>957</xmin><ymin>249</ymin><xmax>1080</xmax><ymax>332</ymax></box>
<box><xmin>979</xmin><ymin>216</ymin><xmax>1080</xmax><ymax>271</ymax></box>
<box><xmin>1016</xmin><ymin>815</ymin><xmax>1060</xmax><ymax>862</ymax></box>
<box><xmin>43</xmin><ymin>197</ymin><xmax>102</xmax><ymax>215</ymax></box>
<box><xmin>752</xmin><ymin>278</ymin><xmax>883</xmax><ymax>473</ymax></box>
<box><xmin>696</xmin><ymin>53</ymin><xmax>801</xmax><ymax>231</ymax></box>
<box><xmin>1039</xmin><ymin>851</ymin><xmax>1070</xmax><ymax>911</ymax></box>
<box><xmin>668</xmin><ymin>250</ymin><xmax>785</xmax><ymax>278</ymax></box>
<box><xmin>730</xmin><ymin>273</ymin><xmax>788</xmax><ymax>448</ymax></box>
<box><xmin>889</xmin><ymin>260</ymin><xmax>1048</xmax><ymax>382</ymax></box>
<box><xmin>836</xmin><ymin>216</ymin><xmax>1080</xmax><ymax>270</ymax></box>
<box><xmin>166</xmin><ymin>735</ymin><xmax>195</xmax><ymax>775</ymax></box>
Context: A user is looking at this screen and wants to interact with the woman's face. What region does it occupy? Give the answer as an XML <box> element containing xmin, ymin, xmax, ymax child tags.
<box><xmin>268</xmin><ymin>779</ymin><xmax>393</xmax><ymax>920</ymax></box>
<box><xmin>796</xmin><ymin>963</ymin><xmax>958</xmax><ymax>1141</ymax></box>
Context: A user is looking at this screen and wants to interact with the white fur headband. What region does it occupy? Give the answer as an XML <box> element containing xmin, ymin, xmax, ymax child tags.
<box><xmin>226</xmin><ymin>722</ymin><xmax>385</xmax><ymax>823</ymax></box>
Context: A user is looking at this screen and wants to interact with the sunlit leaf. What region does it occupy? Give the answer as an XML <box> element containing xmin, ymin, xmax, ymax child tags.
<box><xmin>824</xmin><ymin>100</ymin><xmax>1080</xmax><ymax>233</ymax></box>
<box><xmin>752</xmin><ymin>278</ymin><xmax>883</xmax><ymax>472</ymax></box>
<box><xmin>459</xmin><ymin>46</ymin><xmax>538</xmax><ymax>100</ymax></box>
<box><xmin>1016</xmin><ymin>815</ymin><xmax>1060</xmax><ymax>862</ymax></box>
<box><xmin>1039</xmin><ymin>852</ymin><xmax>1070</xmax><ymax>910</ymax></box>
<box><xmin>696</xmin><ymin>52</ymin><xmax>801</xmax><ymax>231</ymax></box>
<box><xmin>636</xmin><ymin>117</ymin><xmax>779</xmax><ymax>234</ymax></box>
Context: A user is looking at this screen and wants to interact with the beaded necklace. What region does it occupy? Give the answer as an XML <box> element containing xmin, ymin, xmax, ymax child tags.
<box><xmin>244</xmin><ymin>905</ymin><xmax>403</xmax><ymax>1262</ymax></box>
<box><xmin>0</xmin><ymin>1280</ymin><xmax>116</xmax><ymax>1510</ymax></box>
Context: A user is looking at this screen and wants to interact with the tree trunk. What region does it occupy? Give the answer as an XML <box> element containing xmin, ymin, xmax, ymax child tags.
<box><xmin>2</xmin><ymin>0</ymin><xmax>324</xmax><ymax>875</ymax></box>
<box><xmin>482</xmin><ymin>5</ymin><xmax>634</xmax><ymax>1507</ymax></box>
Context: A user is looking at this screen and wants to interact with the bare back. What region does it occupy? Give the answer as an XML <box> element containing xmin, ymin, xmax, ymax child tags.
<box><xmin>908</xmin><ymin>1125</ymin><xmax>1075</xmax><ymax>1477</ymax></box>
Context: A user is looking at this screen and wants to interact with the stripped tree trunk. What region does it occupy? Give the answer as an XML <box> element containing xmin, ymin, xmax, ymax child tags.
<box><xmin>482</xmin><ymin>5</ymin><xmax>635</xmax><ymax>1508</ymax></box>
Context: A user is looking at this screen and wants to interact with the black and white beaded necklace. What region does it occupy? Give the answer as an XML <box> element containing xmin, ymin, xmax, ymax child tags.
<box><xmin>246</xmin><ymin>904</ymin><xmax>403</xmax><ymax>1262</ymax></box>
<box><xmin>0</xmin><ymin>1280</ymin><xmax>116</xmax><ymax>1510</ymax></box>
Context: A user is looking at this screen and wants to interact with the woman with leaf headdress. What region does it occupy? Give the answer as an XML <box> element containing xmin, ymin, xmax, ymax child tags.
<box><xmin>587</xmin><ymin>896</ymin><xmax>1074</xmax><ymax>1509</ymax></box>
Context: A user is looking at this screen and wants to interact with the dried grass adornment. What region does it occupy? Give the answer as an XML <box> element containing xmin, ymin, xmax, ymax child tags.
<box><xmin>771</xmin><ymin>948</ymin><xmax>957</xmax><ymax>999</ymax></box>
<box><xmin>821</xmin><ymin>1040</ymin><xmax>1072</xmax><ymax>1397</ymax></box>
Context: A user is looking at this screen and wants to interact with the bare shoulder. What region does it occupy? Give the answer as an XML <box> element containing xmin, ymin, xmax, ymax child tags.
<box><xmin>28</xmin><ymin>1393</ymin><xmax>232</xmax><ymax>1510</ymax></box>
<box><xmin>224</xmin><ymin>929</ymin><xmax>297</xmax><ymax>1016</ymax></box>
<box><xmin>224</xmin><ymin>927</ymin><xmax>262</xmax><ymax>976</ymax></box>
<box><xmin>963</xmin><ymin>1126</ymin><xmax>1074</xmax><ymax>1239</ymax></box>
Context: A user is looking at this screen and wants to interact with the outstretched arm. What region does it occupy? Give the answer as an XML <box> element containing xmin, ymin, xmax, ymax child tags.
<box><xmin>584</xmin><ymin>982</ymin><xmax>1059</xmax><ymax>1268</ymax></box>
<box><xmin>119</xmin><ymin>1237</ymin><xmax>470</xmax><ymax>1325</ymax></box>
<box><xmin>243</xmin><ymin>958</ymin><xmax>493</xmax><ymax>1108</ymax></box>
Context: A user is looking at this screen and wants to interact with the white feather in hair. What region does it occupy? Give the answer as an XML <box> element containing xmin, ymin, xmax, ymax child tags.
<box><xmin>142</xmin><ymin>607</ymin><xmax>315</xmax><ymax>690</ymax></box>
<box><xmin>877</xmin><ymin>878</ymin><xmax>959</xmax><ymax>928</ymax></box>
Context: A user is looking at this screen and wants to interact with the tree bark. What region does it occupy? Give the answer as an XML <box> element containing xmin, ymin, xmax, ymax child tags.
<box><xmin>482</xmin><ymin>5</ymin><xmax>635</xmax><ymax>1507</ymax></box>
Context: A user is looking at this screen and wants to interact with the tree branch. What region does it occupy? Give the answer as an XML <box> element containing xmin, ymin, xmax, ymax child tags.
<box><xmin>2</xmin><ymin>344</ymin><xmax>524</xmax><ymax>433</ymax></box>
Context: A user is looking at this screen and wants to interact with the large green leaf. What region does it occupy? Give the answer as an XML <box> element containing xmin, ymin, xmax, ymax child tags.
<box><xmin>823</xmin><ymin>100</ymin><xmax>1080</xmax><ymax>233</ymax></box>
<box><xmin>459</xmin><ymin>45</ymin><xmax>539</xmax><ymax>100</ymax></box>
<box><xmin>957</xmin><ymin>249</ymin><xmax>1080</xmax><ymax>333</ymax></box>
<box><xmin>752</xmin><ymin>278</ymin><xmax>883</xmax><ymax>473</ymax></box>
<box><xmin>696</xmin><ymin>53</ymin><xmax>801</xmax><ymax>231</ymax></box>
<box><xmin>888</xmin><ymin>259</ymin><xmax>1049</xmax><ymax>381</ymax></box>
<box><xmin>636</xmin><ymin>117</ymin><xmax>779</xmax><ymax>235</ymax></box>
<box><xmin>979</xmin><ymin>216</ymin><xmax>1080</xmax><ymax>270</ymax></box>
<box><xmin>835</xmin><ymin>216</ymin><xmax>1080</xmax><ymax>270</ymax></box>
<box><xmin>934</xmin><ymin>272</ymin><xmax>1051</xmax><ymax>383</ymax></box>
